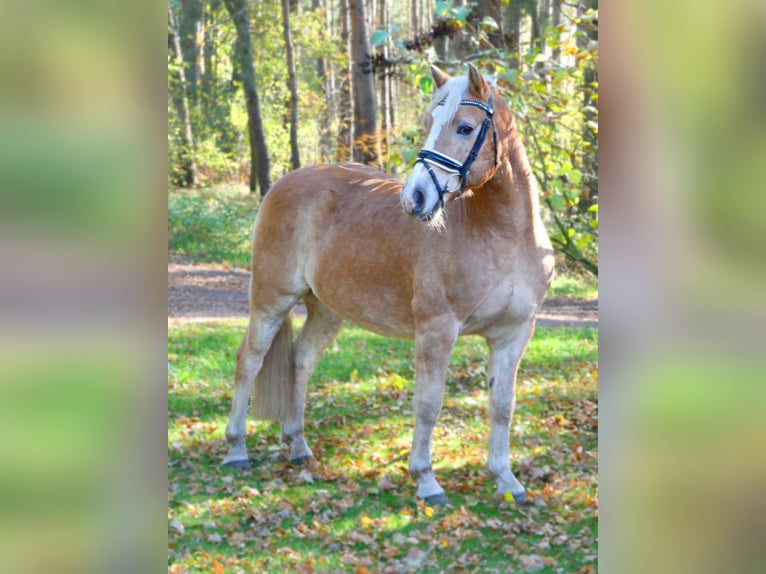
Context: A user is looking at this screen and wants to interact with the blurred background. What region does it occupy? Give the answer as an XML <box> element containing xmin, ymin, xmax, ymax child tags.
<box><xmin>0</xmin><ymin>1</ymin><xmax>163</xmax><ymax>572</ymax></box>
<box><xmin>600</xmin><ymin>0</ymin><xmax>766</xmax><ymax>572</ymax></box>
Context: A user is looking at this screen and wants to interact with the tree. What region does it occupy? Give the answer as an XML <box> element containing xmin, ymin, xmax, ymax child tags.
<box><xmin>282</xmin><ymin>0</ymin><xmax>301</xmax><ymax>170</ymax></box>
<box><xmin>349</xmin><ymin>0</ymin><xmax>379</xmax><ymax>165</ymax></box>
<box><xmin>168</xmin><ymin>1</ymin><xmax>198</xmax><ymax>187</ymax></box>
<box><xmin>313</xmin><ymin>0</ymin><xmax>335</xmax><ymax>163</ymax></box>
<box><xmin>179</xmin><ymin>0</ymin><xmax>203</xmax><ymax>104</ymax></box>
<box><xmin>223</xmin><ymin>0</ymin><xmax>271</xmax><ymax>195</ymax></box>
<box><xmin>377</xmin><ymin>0</ymin><xmax>392</xmax><ymax>151</ymax></box>
<box><xmin>336</xmin><ymin>0</ymin><xmax>353</xmax><ymax>162</ymax></box>
<box><xmin>576</xmin><ymin>0</ymin><xmax>598</xmax><ymax>213</ymax></box>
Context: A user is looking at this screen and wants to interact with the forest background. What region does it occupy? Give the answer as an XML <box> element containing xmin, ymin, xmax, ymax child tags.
<box><xmin>167</xmin><ymin>0</ymin><xmax>598</xmax><ymax>275</ymax></box>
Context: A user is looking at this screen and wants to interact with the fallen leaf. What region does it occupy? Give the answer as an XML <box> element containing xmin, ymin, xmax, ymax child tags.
<box><xmin>377</xmin><ymin>473</ymin><xmax>394</xmax><ymax>490</ymax></box>
<box><xmin>519</xmin><ymin>554</ymin><xmax>545</xmax><ymax>572</ymax></box>
<box><xmin>392</xmin><ymin>532</ymin><xmax>408</xmax><ymax>546</ymax></box>
<box><xmin>169</xmin><ymin>517</ymin><xmax>184</xmax><ymax>537</ymax></box>
<box><xmin>297</xmin><ymin>469</ymin><xmax>314</xmax><ymax>484</ymax></box>
<box><xmin>227</xmin><ymin>532</ymin><xmax>247</xmax><ymax>546</ymax></box>
<box><xmin>404</xmin><ymin>547</ymin><xmax>428</xmax><ymax>568</ymax></box>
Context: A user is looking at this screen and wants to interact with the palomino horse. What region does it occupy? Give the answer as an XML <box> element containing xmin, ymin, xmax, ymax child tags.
<box><xmin>222</xmin><ymin>64</ymin><xmax>554</xmax><ymax>505</ymax></box>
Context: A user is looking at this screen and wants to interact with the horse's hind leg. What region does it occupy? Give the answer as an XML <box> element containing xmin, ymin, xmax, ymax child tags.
<box><xmin>281</xmin><ymin>292</ymin><xmax>342</xmax><ymax>464</ymax></box>
<box><xmin>486</xmin><ymin>322</ymin><xmax>535</xmax><ymax>503</ymax></box>
<box><xmin>223</xmin><ymin>295</ymin><xmax>297</xmax><ymax>468</ymax></box>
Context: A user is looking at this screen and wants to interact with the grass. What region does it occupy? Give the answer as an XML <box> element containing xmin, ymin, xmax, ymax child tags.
<box><xmin>168</xmin><ymin>185</ymin><xmax>259</xmax><ymax>268</ymax></box>
<box><xmin>549</xmin><ymin>273</ymin><xmax>598</xmax><ymax>300</ymax></box>
<box><xmin>168</xmin><ymin>319</ymin><xmax>598</xmax><ymax>573</ymax></box>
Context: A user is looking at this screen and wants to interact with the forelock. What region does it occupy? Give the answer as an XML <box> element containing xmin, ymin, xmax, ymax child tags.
<box><xmin>425</xmin><ymin>76</ymin><xmax>468</xmax><ymax>119</ymax></box>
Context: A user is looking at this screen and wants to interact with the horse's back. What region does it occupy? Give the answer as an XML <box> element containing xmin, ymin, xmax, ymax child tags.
<box><xmin>267</xmin><ymin>163</ymin><xmax>400</xmax><ymax>200</ymax></box>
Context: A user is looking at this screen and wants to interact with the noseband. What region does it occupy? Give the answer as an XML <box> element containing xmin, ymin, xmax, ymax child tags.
<box><xmin>415</xmin><ymin>94</ymin><xmax>498</xmax><ymax>208</ymax></box>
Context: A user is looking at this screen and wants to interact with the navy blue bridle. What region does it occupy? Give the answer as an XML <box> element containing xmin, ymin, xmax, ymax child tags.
<box><xmin>415</xmin><ymin>94</ymin><xmax>498</xmax><ymax>208</ymax></box>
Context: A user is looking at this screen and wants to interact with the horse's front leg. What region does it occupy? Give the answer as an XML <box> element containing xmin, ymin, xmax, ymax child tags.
<box><xmin>486</xmin><ymin>322</ymin><xmax>534</xmax><ymax>503</ymax></box>
<box><xmin>410</xmin><ymin>315</ymin><xmax>459</xmax><ymax>505</ymax></box>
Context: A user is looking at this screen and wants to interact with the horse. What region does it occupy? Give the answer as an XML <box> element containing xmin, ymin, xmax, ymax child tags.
<box><xmin>222</xmin><ymin>64</ymin><xmax>554</xmax><ymax>505</ymax></box>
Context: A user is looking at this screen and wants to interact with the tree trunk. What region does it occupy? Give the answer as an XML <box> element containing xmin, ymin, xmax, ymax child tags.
<box><xmin>336</xmin><ymin>0</ymin><xmax>353</xmax><ymax>162</ymax></box>
<box><xmin>552</xmin><ymin>0</ymin><xmax>561</xmax><ymax>63</ymax></box>
<box><xmin>476</xmin><ymin>0</ymin><xmax>503</xmax><ymax>48</ymax></box>
<box><xmin>168</xmin><ymin>1</ymin><xmax>198</xmax><ymax>187</ymax></box>
<box><xmin>350</xmin><ymin>0</ymin><xmax>379</xmax><ymax>166</ymax></box>
<box><xmin>223</xmin><ymin>0</ymin><xmax>271</xmax><ymax>196</ymax></box>
<box><xmin>577</xmin><ymin>0</ymin><xmax>598</xmax><ymax>212</ymax></box>
<box><xmin>411</xmin><ymin>0</ymin><xmax>419</xmax><ymax>36</ymax></box>
<box><xmin>202</xmin><ymin>1</ymin><xmax>214</xmax><ymax>102</ymax></box>
<box><xmin>179</xmin><ymin>0</ymin><xmax>203</xmax><ymax>104</ymax></box>
<box><xmin>313</xmin><ymin>0</ymin><xmax>335</xmax><ymax>163</ymax></box>
<box><xmin>537</xmin><ymin>0</ymin><xmax>550</xmax><ymax>41</ymax></box>
<box><xmin>506</xmin><ymin>0</ymin><xmax>522</xmax><ymax>68</ymax></box>
<box><xmin>282</xmin><ymin>0</ymin><xmax>301</xmax><ymax>170</ymax></box>
<box><xmin>378</xmin><ymin>0</ymin><xmax>390</xmax><ymax>154</ymax></box>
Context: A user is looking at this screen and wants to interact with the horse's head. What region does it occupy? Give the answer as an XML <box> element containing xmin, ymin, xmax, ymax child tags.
<box><xmin>400</xmin><ymin>64</ymin><xmax>499</xmax><ymax>224</ymax></box>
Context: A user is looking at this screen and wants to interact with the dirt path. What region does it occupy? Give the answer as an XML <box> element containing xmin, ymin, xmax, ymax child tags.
<box><xmin>168</xmin><ymin>259</ymin><xmax>597</xmax><ymax>329</ymax></box>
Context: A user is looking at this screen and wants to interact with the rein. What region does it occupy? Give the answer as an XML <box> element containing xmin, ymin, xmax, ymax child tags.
<box><xmin>416</xmin><ymin>94</ymin><xmax>498</xmax><ymax>208</ymax></box>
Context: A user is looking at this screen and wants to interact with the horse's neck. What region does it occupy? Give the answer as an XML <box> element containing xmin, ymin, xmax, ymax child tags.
<box><xmin>464</xmin><ymin>127</ymin><xmax>541</xmax><ymax>237</ymax></box>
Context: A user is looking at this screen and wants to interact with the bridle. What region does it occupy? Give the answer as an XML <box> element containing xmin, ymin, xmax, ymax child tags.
<box><xmin>415</xmin><ymin>93</ymin><xmax>498</xmax><ymax>209</ymax></box>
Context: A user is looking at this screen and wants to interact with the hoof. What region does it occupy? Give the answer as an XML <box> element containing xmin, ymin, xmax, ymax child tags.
<box><xmin>423</xmin><ymin>492</ymin><xmax>451</xmax><ymax>506</ymax></box>
<box><xmin>222</xmin><ymin>458</ymin><xmax>257</xmax><ymax>470</ymax></box>
<box><xmin>289</xmin><ymin>455</ymin><xmax>313</xmax><ymax>466</ymax></box>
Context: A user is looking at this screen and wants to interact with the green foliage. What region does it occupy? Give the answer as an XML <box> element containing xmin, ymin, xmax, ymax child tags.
<box><xmin>505</xmin><ymin>28</ymin><xmax>599</xmax><ymax>276</ymax></box>
<box><xmin>168</xmin><ymin>185</ymin><xmax>258</xmax><ymax>267</ymax></box>
<box><xmin>464</xmin><ymin>23</ymin><xmax>599</xmax><ymax>275</ymax></box>
<box><xmin>168</xmin><ymin>319</ymin><xmax>598</xmax><ymax>572</ymax></box>
<box><xmin>371</xmin><ymin>29</ymin><xmax>390</xmax><ymax>48</ymax></box>
<box><xmin>435</xmin><ymin>0</ymin><xmax>471</xmax><ymax>23</ymax></box>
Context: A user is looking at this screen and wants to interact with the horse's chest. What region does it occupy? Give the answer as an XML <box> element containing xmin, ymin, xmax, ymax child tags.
<box><xmin>460</xmin><ymin>278</ymin><xmax>539</xmax><ymax>335</ymax></box>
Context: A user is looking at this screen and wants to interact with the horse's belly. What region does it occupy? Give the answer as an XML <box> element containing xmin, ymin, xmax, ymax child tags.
<box><xmin>307</xmin><ymin>254</ymin><xmax>416</xmax><ymax>339</ymax></box>
<box><xmin>317</xmin><ymin>289</ymin><xmax>414</xmax><ymax>339</ymax></box>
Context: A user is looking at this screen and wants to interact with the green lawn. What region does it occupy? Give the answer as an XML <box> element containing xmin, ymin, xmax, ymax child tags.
<box><xmin>168</xmin><ymin>319</ymin><xmax>598</xmax><ymax>573</ymax></box>
<box><xmin>548</xmin><ymin>273</ymin><xmax>598</xmax><ymax>300</ymax></box>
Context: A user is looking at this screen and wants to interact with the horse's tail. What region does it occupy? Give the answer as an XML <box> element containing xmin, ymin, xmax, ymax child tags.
<box><xmin>251</xmin><ymin>314</ymin><xmax>295</xmax><ymax>421</ymax></box>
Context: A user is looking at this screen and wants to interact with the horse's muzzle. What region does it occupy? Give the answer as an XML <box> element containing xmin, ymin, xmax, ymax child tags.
<box><xmin>401</xmin><ymin>183</ymin><xmax>436</xmax><ymax>221</ymax></box>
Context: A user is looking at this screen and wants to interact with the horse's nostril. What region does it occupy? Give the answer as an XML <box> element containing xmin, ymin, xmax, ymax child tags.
<box><xmin>412</xmin><ymin>189</ymin><xmax>424</xmax><ymax>213</ymax></box>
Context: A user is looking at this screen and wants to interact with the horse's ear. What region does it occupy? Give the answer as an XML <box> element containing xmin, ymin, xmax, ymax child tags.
<box><xmin>431</xmin><ymin>65</ymin><xmax>452</xmax><ymax>88</ymax></box>
<box><xmin>467</xmin><ymin>63</ymin><xmax>490</xmax><ymax>100</ymax></box>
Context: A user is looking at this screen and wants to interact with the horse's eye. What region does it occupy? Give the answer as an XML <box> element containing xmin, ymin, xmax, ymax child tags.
<box><xmin>457</xmin><ymin>125</ymin><xmax>474</xmax><ymax>136</ymax></box>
